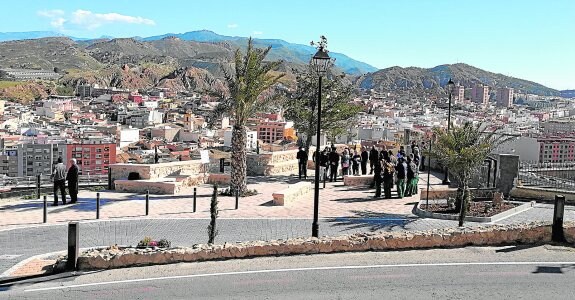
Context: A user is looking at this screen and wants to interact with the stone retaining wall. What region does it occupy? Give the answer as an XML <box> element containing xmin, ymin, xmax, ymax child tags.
<box><xmin>511</xmin><ymin>186</ymin><xmax>575</xmax><ymax>202</ymax></box>
<box><xmin>75</xmin><ymin>222</ymin><xmax>573</xmax><ymax>271</ymax></box>
<box><xmin>110</xmin><ymin>160</ymin><xmax>203</xmax><ymax>181</ymax></box>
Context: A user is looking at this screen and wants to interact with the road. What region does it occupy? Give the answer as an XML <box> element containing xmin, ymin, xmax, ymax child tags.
<box><xmin>2</xmin><ymin>245</ymin><xmax>575</xmax><ymax>299</ymax></box>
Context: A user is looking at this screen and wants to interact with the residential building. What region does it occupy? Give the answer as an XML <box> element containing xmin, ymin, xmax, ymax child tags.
<box><xmin>257</xmin><ymin>121</ymin><xmax>294</xmax><ymax>144</ymax></box>
<box><xmin>472</xmin><ymin>84</ymin><xmax>490</xmax><ymax>106</ymax></box>
<box><xmin>541</xmin><ymin>120</ymin><xmax>575</xmax><ymax>134</ymax></box>
<box><xmin>497</xmin><ymin>87</ymin><xmax>514</xmax><ymax>108</ymax></box>
<box><xmin>223</xmin><ymin>129</ymin><xmax>257</xmax><ymax>149</ymax></box>
<box><xmin>20</xmin><ymin>143</ymin><xmax>67</xmax><ymax>177</ymax></box>
<box><xmin>538</xmin><ymin>137</ymin><xmax>575</xmax><ymax>163</ymax></box>
<box><xmin>0</xmin><ymin>146</ymin><xmax>19</xmax><ymax>177</ymax></box>
<box><xmin>66</xmin><ymin>142</ymin><xmax>116</xmax><ymax>175</ymax></box>
<box><xmin>453</xmin><ymin>85</ymin><xmax>465</xmax><ymax>103</ymax></box>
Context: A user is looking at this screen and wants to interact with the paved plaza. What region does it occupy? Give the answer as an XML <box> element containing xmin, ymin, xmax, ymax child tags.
<box><xmin>1</xmin><ymin>171</ymin><xmax>574</xmax><ymax>278</ymax></box>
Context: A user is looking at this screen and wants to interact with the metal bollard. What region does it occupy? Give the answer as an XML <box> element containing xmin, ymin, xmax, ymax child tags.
<box><xmin>67</xmin><ymin>222</ymin><xmax>79</xmax><ymax>271</ymax></box>
<box><xmin>43</xmin><ymin>195</ymin><xmax>47</xmax><ymax>223</ymax></box>
<box><xmin>552</xmin><ymin>194</ymin><xmax>566</xmax><ymax>242</ymax></box>
<box><xmin>235</xmin><ymin>189</ymin><xmax>239</xmax><ymax>210</ymax></box>
<box><xmin>96</xmin><ymin>192</ymin><xmax>100</xmax><ymax>219</ymax></box>
<box><xmin>36</xmin><ymin>174</ymin><xmax>41</xmax><ymax>200</ymax></box>
<box><xmin>323</xmin><ymin>171</ymin><xmax>326</xmax><ymax>189</ymax></box>
<box><xmin>193</xmin><ymin>187</ymin><xmax>197</xmax><ymax>213</ymax></box>
<box><xmin>107</xmin><ymin>171</ymin><xmax>112</xmax><ymax>190</ymax></box>
<box><xmin>145</xmin><ymin>190</ymin><xmax>149</xmax><ymax>216</ymax></box>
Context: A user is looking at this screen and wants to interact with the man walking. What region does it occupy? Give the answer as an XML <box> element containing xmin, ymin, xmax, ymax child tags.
<box><xmin>67</xmin><ymin>158</ymin><xmax>79</xmax><ymax>204</ymax></box>
<box><xmin>381</xmin><ymin>151</ymin><xmax>395</xmax><ymax>199</ymax></box>
<box><xmin>360</xmin><ymin>146</ymin><xmax>369</xmax><ymax>175</ymax></box>
<box><xmin>296</xmin><ymin>147</ymin><xmax>308</xmax><ymax>179</ymax></box>
<box><xmin>51</xmin><ymin>157</ymin><xmax>67</xmax><ymax>206</ymax></box>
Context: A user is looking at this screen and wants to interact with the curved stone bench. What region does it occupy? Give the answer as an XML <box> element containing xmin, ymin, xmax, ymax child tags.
<box><xmin>272</xmin><ymin>181</ymin><xmax>312</xmax><ymax>206</ymax></box>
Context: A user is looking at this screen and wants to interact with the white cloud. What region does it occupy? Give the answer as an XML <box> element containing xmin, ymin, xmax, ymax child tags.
<box><xmin>37</xmin><ymin>9</ymin><xmax>156</xmax><ymax>31</ymax></box>
<box><xmin>71</xmin><ymin>10</ymin><xmax>156</xmax><ymax>30</ymax></box>
<box><xmin>253</xmin><ymin>31</ymin><xmax>263</xmax><ymax>35</ymax></box>
<box><xmin>37</xmin><ymin>9</ymin><xmax>66</xmax><ymax>30</ymax></box>
<box><xmin>227</xmin><ymin>24</ymin><xmax>238</xmax><ymax>29</ymax></box>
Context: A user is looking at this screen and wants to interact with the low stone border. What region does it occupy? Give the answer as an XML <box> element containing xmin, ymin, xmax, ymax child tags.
<box><xmin>66</xmin><ymin>222</ymin><xmax>575</xmax><ymax>271</ymax></box>
<box><xmin>511</xmin><ymin>186</ymin><xmax>575</xmax><ymax>202</ymax></box>
<box><xmin>414</xmin><ymin>199</ymin><xmax>535</xmax><ymax>223</ymax></box>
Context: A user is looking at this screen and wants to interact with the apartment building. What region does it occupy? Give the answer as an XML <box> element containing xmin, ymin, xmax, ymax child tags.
<box><xmin>497</xmin><ymin>87</ymin><xmax>514</xmax><ymax>108</ymax></box>
<box><xmin>538</xmin><ymin>137</ymin><xmax>575</xmax><ymax>163</ymax></box>
<box><xmin>66</xmin><ymin>142</ymin><xmax>116</xmax><ymax>175</ymax></box>
<box><xmin>472</xmin><ymin>84</ymin><xmax>490</xmax><ymax>106</ymax></box>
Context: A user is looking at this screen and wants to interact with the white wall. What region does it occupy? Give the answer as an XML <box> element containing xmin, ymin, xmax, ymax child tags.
<box><xmin>493</xmin><ymin>136</ymin><xmax>540</xmax><ymax>162</ymax></box>
<box><xmin>120</xmin><ymin>128</ymin><xmax>140</xmax><ymax>148</ymax></box>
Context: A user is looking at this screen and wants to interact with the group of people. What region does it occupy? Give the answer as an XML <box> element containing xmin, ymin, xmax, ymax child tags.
<box><xmin>372</xmin><ymin>142</ymin><xmax>422</xmax><ymax>199</ymax></box>
<box><xmin>51</xmin><ymin>157</ymin><xmax>79</xmax><ymax>206</ymax></box>
<box><xmin>297</xmin><ymin>140</ymin><xmax>426</xmax><ymax>199</ymax></box>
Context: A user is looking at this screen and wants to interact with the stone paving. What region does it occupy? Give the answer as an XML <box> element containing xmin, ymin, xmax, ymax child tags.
<box><xmin>0</xmin><ymin>172</ymin><xmax>446</xmax><ymax>229</ymax></box>
<box><xmin>1</xmin><ymin>171</ymin><xmax>574</xmax><ymax>278</ymax></box>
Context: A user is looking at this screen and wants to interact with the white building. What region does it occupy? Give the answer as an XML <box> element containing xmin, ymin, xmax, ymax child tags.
<box><xmin>223</xmin><ymin>128</ymin><xmax>257</xmax><ymax>149</ymax></box>
<box><xmin>119</xmin><ymin>128</ymin><xmax>140</xmax><ymax>148</ymax></box>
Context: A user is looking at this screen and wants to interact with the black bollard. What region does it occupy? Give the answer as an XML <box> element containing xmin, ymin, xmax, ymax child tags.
<box><xmin>323</xmin><ymin>171</ymin><xmax>326</xmax><ymax>189</ymax></box>
<box><xmin>552</xmin><ymin>194</ymin><xmax>566</xmax><ymax>242</ymax></box>
<box><xmin>235</xmin><ymin>189</ymin><xmax>239</xmax><ymax>210</ymax></box>
<box><xmin>193</xmin><ymin>187</ymin><xmax>197</xmax><ymax>213</ymax></box>
<box><xmin>96</xmin><ymin>192</ymin><xmax>100</xmax><ymax>219</ymax></box>
<box><xmin>67</xmin><ymin>222</ymin><xmax>79</xmax><ymax>271</ymax></box>
<box><xmin>107</xmin><ymin>171</ymin><xmax>112</xmax><ymax>190</ymax></box>
<box><xmin>43</xmin><ymin>195</ymin><xmax>47</xmax><ymax>223</ymax></box>
<box><xmin>145</xmin><ymin>190</ymin><xmax>149</xmax><ymax>216</ymax></box>
<box><xmin>36</xmin><ymin>174</ymin><xmax>41</xmax><ymax>200</ymax></box>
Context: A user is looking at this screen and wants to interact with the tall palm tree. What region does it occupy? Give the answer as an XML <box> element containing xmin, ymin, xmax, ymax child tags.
<box><xmin>431</xmin><ymin>122</ymin><xmax>512</xmax><ymax>226</ymax></box>
<box><xmin>211</xmin><ymin>38</ymin><xmax>284</xmax><ymax>195</ymax></box>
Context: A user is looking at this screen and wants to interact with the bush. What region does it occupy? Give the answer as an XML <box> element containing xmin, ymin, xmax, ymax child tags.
<box><xmin>219</xmin><ymin>187</ymin><xmax>258</xmax><ymax>197</ymax></box>
<box><xmin>137</xmin><ymin>237</ymin><xmax>171</xmax><ymax>248</ymax></box>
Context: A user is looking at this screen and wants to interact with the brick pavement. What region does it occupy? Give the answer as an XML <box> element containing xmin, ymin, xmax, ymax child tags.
<box><xmin>0</xmin><ymin>172</ymin><xmax>446</xmax><ymax>229</ymax></box>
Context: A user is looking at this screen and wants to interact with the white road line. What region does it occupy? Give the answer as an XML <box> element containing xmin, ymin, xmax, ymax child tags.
<box><xmin>24</xmin><ymin>261</ymin><xmax>575</xmax><ymax>293</ymax></box>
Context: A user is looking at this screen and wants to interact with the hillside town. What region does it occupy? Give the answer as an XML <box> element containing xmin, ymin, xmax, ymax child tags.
<box><xmin>1</xmin><ymin>75</ymin><xmax>574</xmax><ymax>180</ymax></box>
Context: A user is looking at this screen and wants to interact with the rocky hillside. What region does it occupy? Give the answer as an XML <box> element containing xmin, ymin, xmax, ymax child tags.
<box><xmin>356</xmin><ymin>63</ymin><xmax>559</xmax><ymax>96</ymax></box>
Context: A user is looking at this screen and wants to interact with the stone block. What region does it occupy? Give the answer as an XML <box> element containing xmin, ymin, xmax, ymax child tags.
<box><xmin>343</xmin><ymin>175</ymin><xmax>374</xmax><ymax>186</ymax></box>
<box><xmin>272</xmin><ymin>181</ymin><xmax>312</xmax><ymax>206</ymax></box>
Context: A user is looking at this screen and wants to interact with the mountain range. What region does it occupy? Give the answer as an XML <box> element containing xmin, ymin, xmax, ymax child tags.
<box><xmin>0</xmin><ymin>30</ymin><xmax>567</xmax><ymax>96</ymax></box>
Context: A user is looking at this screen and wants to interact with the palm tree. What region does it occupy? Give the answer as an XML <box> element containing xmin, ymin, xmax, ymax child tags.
<box><xmin>430</xmin><ymin>122</ymin><xmax>511</xmax><ymax>226</ymax></box>
<box><xmin>211</xmin><ymin>38</ymin><xmax>284</xmax><ymax>195</ymax></box>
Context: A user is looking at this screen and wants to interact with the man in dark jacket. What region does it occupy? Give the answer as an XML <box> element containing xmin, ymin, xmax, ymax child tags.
<box><xmin>66</xmin><ymin>158</ymin><xmax>79</xmax><ymax>204</ymax></box>
<box><xmin>51</xmin><ymin>157</ymin><xmax>67</xmax><ymax>206</ymax></box>
<box><xmin>373</xmin><ymin>150</ymin><xmax>382</xmax><ymax>198</ymax></box>
<box><xmin>329</xmin><ymin>146</ymin><xmax>340</xmax><ymax>182</ymax></box>
<box><xmin>320</xmin><ymin>148</ymin><xmax>330</xmax><ymax>181</ymax></box>
<box><xmin>360</xmin><ymin>147</ymin><xmax>369</xmax><ymax>175</ymax></box>
<box><xmin>296</xmin><ymin>147</ymin><xmax>307</xmax><ymax>179</ymax></box>
<box><xmin>405</xmin><ymin>154</ymin><xmax>418</xmax><ymax>197</ymax></box>
<box><xmin>395</xmin><ymin>157</ymin><xmax>407</xmax><ymax>198</ymax></box>
<box><xmin>369</xmin><ymin>146</ymin><xmax>378</xmax><ymax>174</ymax></box>
<box><xmin>381</xmin><ymin>151</ymin><xmax>395</xmax><ymax>199</ymax></box>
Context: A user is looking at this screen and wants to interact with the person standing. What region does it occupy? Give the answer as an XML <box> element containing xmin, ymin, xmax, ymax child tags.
<box><xmin>373</xmin><ymin>150</ymin><xmax>383</xmax><ymax>198</ymax></box>
<box><xmin>381</xmin><ymin>151</ymin><xmax>395</xmax><ymax>199</ymax></box>
<box><xmin>405</xmin><ymin>154</ymin><xmax>418</xmax><ymax>197</ymax></box>
<box><xmin>319</xmin><ymin>148</ymin><xmax>330</xmax><ymax>182</ymax></box>
<box><xmin>51</xmin><ymin>157</ymin><xmax>67</xmax><ymax>206</ymax></box>
<box><xmin>369</xmin><ymin>146</ymin><xmax>378</xmax><ymax>174</ymax></box>
<box><xmin>66</xmin><ymin>158</ymin><xmax>79</xmax><ymax>204</ymax></box>
<box><xmin>360</xmin><ymin>147</ymin><xmax>369</xmax><ymax>175</ymax></box>
<box><xmin>296</xmin><ymin>147</ymin><xmax>308</xmax><ymax>179</ymax></box>
<box><xmin>395</xmin><ymin>157</ymin><xmax>407</xmax><ymax>199</ymax></box>
<box><xmin>352</xmin><ymin>150</ymin><xmax>361</xmax><ymax>176</ymax></box>
<box><xmin>420</xmin><ymin>141</ymin><xmax>426</xmax><ymax>171</ymax></box>
<box><xmin>341</xmin><ymin>149</ymin><xmax>351</xmax><ymax>177</ymax></box>
<box><xmin>329</xmin><ymin>146</ymin><xmax>340</xmax><ymax>182</ymax></box>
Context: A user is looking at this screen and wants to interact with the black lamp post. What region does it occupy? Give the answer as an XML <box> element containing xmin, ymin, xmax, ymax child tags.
<box><xmin>311</xmin><ymin>36</ymin><xmax>331</xmax><ymax>238</ymax></box>
<box><xmin>442</xmin><ymin>78</ymin><xmax>455</xmax><ymax>185</ymax></box>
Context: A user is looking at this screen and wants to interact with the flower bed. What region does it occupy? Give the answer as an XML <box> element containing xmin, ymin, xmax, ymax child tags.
<box><xmin>420</xmin><ymin>201</ymin><xmax>519</xmax><ymax>218</ymax></box>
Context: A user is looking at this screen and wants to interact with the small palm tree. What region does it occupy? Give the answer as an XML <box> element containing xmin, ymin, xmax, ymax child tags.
<box><xmin>430</xmin><ymin>122</ymin><xmax>511</xmax><ymax>226</ymax></box>
<box><xmin>211</xmin><ymin>38</ymin><xmax>284</xmax><ymax>195</ymax></box>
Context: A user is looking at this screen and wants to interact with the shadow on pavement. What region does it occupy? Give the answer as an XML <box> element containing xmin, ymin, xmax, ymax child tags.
<box><xmin>325</xmin><ymin>210</ymin><xmax>418</xmax><ymax>231</ymax></box>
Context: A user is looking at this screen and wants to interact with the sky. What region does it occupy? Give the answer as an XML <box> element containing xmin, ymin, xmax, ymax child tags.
<box><xmin>2</xmin><ymin>0</ymin><xmax>574</xmax><ymax>90</ymax></box>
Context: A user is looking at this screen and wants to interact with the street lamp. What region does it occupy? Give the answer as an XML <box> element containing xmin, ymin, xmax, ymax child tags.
<box><xmin>442</xmin><ymin>78</ymin><xmax>455</xmax><ymax>185</ymax></box>
<box><xmin>311</xmin><ymin>36</ymin><xmax>331</xmax><ymax>238</ymax></box>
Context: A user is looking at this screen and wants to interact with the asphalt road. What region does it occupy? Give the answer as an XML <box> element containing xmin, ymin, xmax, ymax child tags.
<box><xmin>3</xmin><ymin>245</ymin><xmax>575</xmax><ymax>299</ymax></box>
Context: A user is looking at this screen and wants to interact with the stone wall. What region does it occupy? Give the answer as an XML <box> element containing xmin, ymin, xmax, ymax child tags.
<box><xmin>247</xmin><ymin>149</ymin><xmax>308</xmax><ymax>176</ymax></box>
<box><xmin>75</xmin><ymin>222</ymin><xmax>563</xmax><ymax>271</ymax></box>
<box><xmin>114</xmin><ymin>180</ymin><xmax>177</xmax><ymax>194</ymax></box>
<box><xmin>110</xmin><ymin>160</ymin><xmax>204</xmax><ymax>182</ymax></box>
<box><xmin>497</xmin><ymin>154</ymin><xmax>519</xmax><ymax>197</ymax></box>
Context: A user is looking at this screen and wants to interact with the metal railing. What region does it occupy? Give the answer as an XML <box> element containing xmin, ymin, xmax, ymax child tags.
<box><xmin>518</xmin><ymin>161</ymin><xmax>575</xmax><ymax>190</ymax></box>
